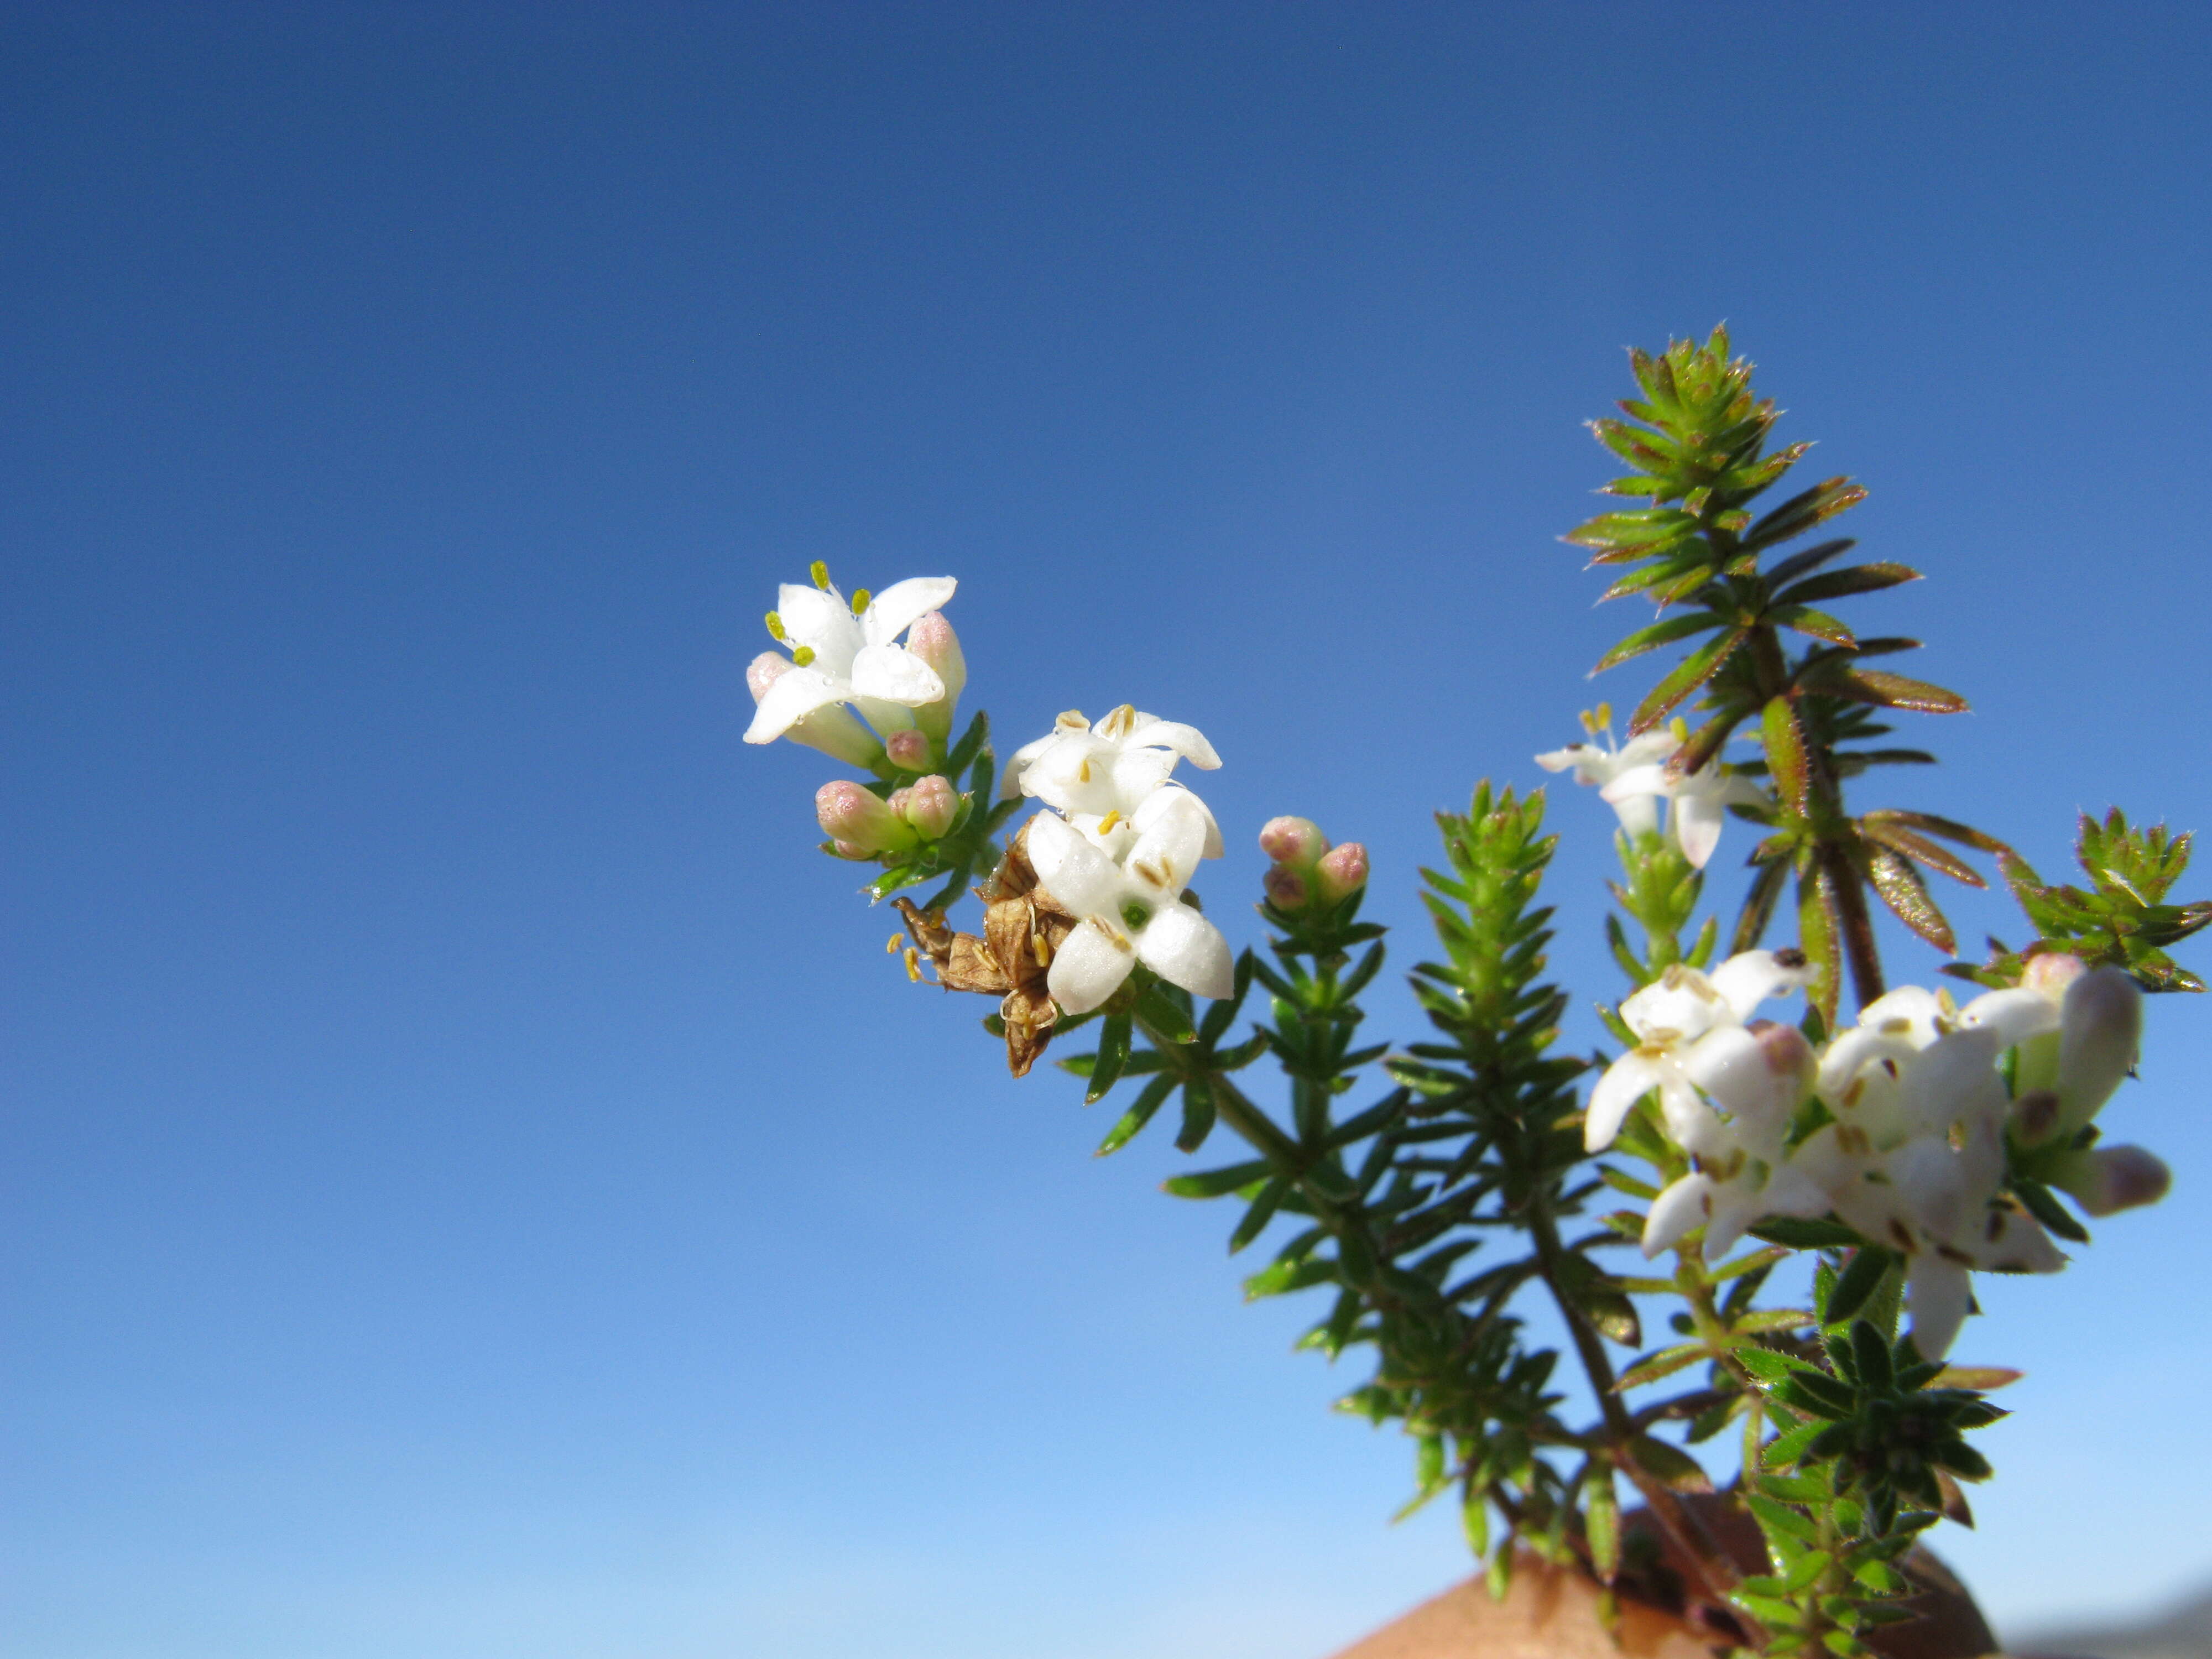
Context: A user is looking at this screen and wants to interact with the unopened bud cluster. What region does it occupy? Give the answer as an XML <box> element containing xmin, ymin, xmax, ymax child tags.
<box><xmin>1259</xmin><ymin>815</ymin><xmax>1368</xmax><ymax>911</ymax></box>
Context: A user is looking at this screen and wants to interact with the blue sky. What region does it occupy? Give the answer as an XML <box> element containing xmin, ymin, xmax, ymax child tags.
<box><xmin>6</xmin><ymin>6</ymin><xmax>2211</xmax><ymax>1655</ymax></box>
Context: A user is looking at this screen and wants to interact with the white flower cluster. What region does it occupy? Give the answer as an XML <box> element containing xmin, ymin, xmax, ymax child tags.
<box><xmin>1588</xmin><ymin>950</ymin><xmax>2167</xmax><ymax>1357</ymax></box>
<box><xmin>743</xmin><ymin>566</ymin><xmax>963</xmax><ymax>767</ymax></box>
<box><xmin>1003</xmin><ymin>705</ymin><xmax>1235</xmax><ymax>1016</ymax></box>
<box><xmin>1537</xmin><ymin>710</ymin><xmax>1768</xmax><ymax>870</ymax></box>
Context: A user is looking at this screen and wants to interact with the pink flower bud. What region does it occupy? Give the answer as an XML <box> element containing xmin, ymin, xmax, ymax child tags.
<box><xmin>2056</xmin><ymin>966</ymin><xmax>2142</xmax><ymax>1131</ymax></box>
<box><xmin>1263</xmin><ymin>865</ymin><xmax>1310</xmax><ymax>911</ymax></box>
<box><xmin>829</xmin><ymin>838</ymin><xmax>873</xmax><ymax>860</ymax></box>
<box><xmin>2057</xmin><ymin>1144</ymin><xmax>2172</xmax><ymax>1216</ymax></box>
<box><xmin>1259</xmin><ymin>816</ymin><xmax>1328</xmax><ymax>868</ymax></box>
<box><xmin>901</xmin><ymin>774</ymin><xmax>961</xmax><ymax>838</ymax></box>
<box><xmin>906</xmin><ymin>611</ymin><xmax>966</xmax><ymax>704</ymax></box>
<box><xmin>1314</xmin><ymin>842</ymin><xmax>1369</xmax><ymax>904</ymax></box>
<box><xmin>885</xmin><ymin>728</ymin><xmax>933</xmax><ymax>771</ymax></box>
<box><xmin>2021</xmin><ymin>951</ymin><xmax>2088</xmax><ymax>1000</ymax></box>
<box><xmin>815</xmin><ymin>780</ymin><xmax>917</xmax><ymax>855</ymax></box>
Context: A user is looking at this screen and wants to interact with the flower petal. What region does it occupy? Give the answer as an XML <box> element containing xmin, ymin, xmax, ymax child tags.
<box><xmin>847</xmin><ymin>643</ymin><xmax>946</xmax><ymax>707</ymax></box>
<box><xmin>858</xmin><ymin>576</ymin><xmax>957</xmax><ymax>646</ymax></box>
<box><xmin>1601</xmin><ymin>770</ymin><xmax>1663</xmax><ymax>810</ymax></box>
<box><xmin>743</xmin><ymin>665</ymin><xmax>844</xmax><ymax>743</ymax></box>
<box><xmin>1024</xmin><ymin>812</ymin><xmax>1128</xmax><ymax>918</ymax></box>
<box><xmin>777</xmin><ymin>585</ymin><xmax>866</xmax><ymax>677</ymax></box>
<box><xmin>1135</xmin><ymin>783</ymin><xmax>1223</xmax><ymax>860</ymax></box>
<box><xmin>1897</xmin><ymin>1029</ymin><xmax>2007</xmax><ymax>1140</ymax></box>
<box><xmin>1123</xmin><ymin>715</ymin><xmax>1220</xmax><ymax>769</ymax></box>
<box><xmin>1671</xmin><ymin>791</ymin><xmax>1725</xmax><ymax>869</ymax></box>
<box><xmin>1584</xmin><ymin>1051</ymin><xmax>1663</xmax><ymax>1150</ymax></box>
<box><xmin>1621</xmin><ymin>967</ymin><xmax>1728</xmax><ymax>1044</ymax></box>
<box><xmin>1642</xmin><ymin>1173</ymin><xmax>1715</xmax><ymax>1258</ymax></box>
<box><xmin>1907</xmin><ymin>1257</ymin><xmax>1973</xmax><ymax>1360</ymax></box>
<box><xmin>1708</xmin><ymin>950</ymin><xmax>1807</xmax><ymax>1022</ymax></box>
<box><xmin>1046</xmin><ymin>918</ymin><xmax>1137</xmax><ymax>1016</ymax></box>
<box><xmin>1104</xmin><ymin>747</ymin><xmax>1177</xmax><ymax>811</ymax></box>
<box><xmin>1123</xmin><ymin>791</ymin><xmax>1209</xmax><ymax>898</ymax></box>
<box><xmin>1001</xmin><ymin>731</ymin><xmax>1062</xmax><ymax>800</ymax></box>
<box><xmin>1956</xmin><ymin>987</ymin><xmax>2062</xmax><ymax>1050</ymax></box>
<box><xmin>1136</xmin><ymin>902</ymin><xmax>1234</xmax><ymax>1001</ymax></box>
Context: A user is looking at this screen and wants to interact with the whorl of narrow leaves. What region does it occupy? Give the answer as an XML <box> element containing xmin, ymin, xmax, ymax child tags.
<box><xmin>1947</xmin><ymin>807</ymin><xmax>2212</xmax><ymax>994</ymax></box>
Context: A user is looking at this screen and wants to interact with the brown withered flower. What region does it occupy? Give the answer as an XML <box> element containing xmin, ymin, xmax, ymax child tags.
<box><xmin>893</xmin><ymin>817</ymin><xmax>1076</xmax><ymax>1077</ymax></box>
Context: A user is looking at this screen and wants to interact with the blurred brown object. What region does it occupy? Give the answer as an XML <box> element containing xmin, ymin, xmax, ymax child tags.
<box><xmin>1327</xmin><ymin>1496</ymin><xmax>2000</xmax><ymax>1659</ymax></box>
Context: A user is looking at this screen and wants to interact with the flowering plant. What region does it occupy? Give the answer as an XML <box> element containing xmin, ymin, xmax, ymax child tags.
<box><xmin>745</xmin><ymin>331</ymin><xmax>2203</xmax><ymax>1655</ymax></box>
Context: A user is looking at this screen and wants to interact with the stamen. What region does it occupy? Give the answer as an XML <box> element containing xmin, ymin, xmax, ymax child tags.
<box><xmin>850</xmin><ymin>588</ymin><xmax>871</xmax><ymax>614</ymax></box>
<box><xmin>810</xmin><ymin>560</ymin><xmax>832</xmax><ymax>589</ymax></box>
<box><xmin>1595</xmin><ymin>701</ymin><xmax>1612</xmax><ymax>731</ymax></box>
<box><xmin>765</xmin><ymin>611</ymin><xmax>786</xmax><ymax>641</ymax></box>
<box><xmin>903</xmin><ymin>946</ymin><xmax>923</xmax><ymax>982</ymax></box>
<box><xmin>1077</xmin><ymin>759</ymin><xmax>1092</xmax><ymax>782</ymax></box>
<box><xmin>886</xmin><ymin>934</ymin><xmax>904</xmax><ymax>953</ymax></box>
<box><xmin>1056</xmin><ymin>709</ymin><xmax>1087</xmax><ymax>731</ymax></box>
<box><xmin>1096</xmin><ymin>810</ymin><xmax>1120</xmax><ymax>834</ymax></box>
<box><xmin>1031</xmin><ymin>932</ymin><xmax>1051</xmax><ymax>967</ymax></box>
<box><xmin>791</xmin><ymin>645</ymin><xmax>816</xmax><ymax>667</ymax></box>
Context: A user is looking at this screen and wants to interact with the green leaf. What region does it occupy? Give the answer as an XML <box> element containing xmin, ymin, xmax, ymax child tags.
<box><xmin>1614</xmin><ymin>1343</ymin><xmax>1708</xmax><ymax>1391</ymax></box>
<box><xmin>1867</xmin><ymin>845</ymin><xmax>1955</xmax><ymax>952</ymax></box>
<box><xmin>1762</xmin><ymin>696</ymin><xmax>1812</xmax><ymax>814</ymax></box>
<box><xmin>1175</xmin><ymin>1076</ymin><xmax>1218</xmax><ymax>1153</ymax></box>
<box><xmin>1593</xmin><ymin>611</ymin><xmax>1725</xmax><ymax>673</ymax></box>
<box><xmin>1734</xmin><ymin>854</ymin><xmax>1793</xmax><ymax>954</ymax></box>
<box><xmin>1822</xmin><ymin>1246</ymin><xmax>1895</xmax><ymax>1327</ymax></box>
<box><xmin>1627</xmin><ymin>626</ymin><xmax>1749</xmax><ymax>733</ymax></box>
<box><xmin>1775</xmin><ymin>562</ymin><xmax>1921</xmax><ymax>606</ymax></box>
<box><xmin>1586</xmin><ymin>1471</ymin><xmax>1620</xmax><ymax>1579</ymax></box>
<box><xmin>1761</xmin><ymin>1420</ymin><xmax>1827</xmax><ymax>1467</ymax></box>
<box><xmin>1742</xmin><ymin>476</ymin><xmax>1868</xmax><ymax>551</ymax></box>
<box><xmin>1227</xmin><ymin>1177</ymin><xmax>1290</xmax><ymax>1253</ymax></box>
<box><xmin>1084</xmin><ymin>1013</ymin><xmax>1133</xmax><ymax>1104</ymax></box>
<box><xmin>1779</xmin><ymin>1550</ymin><xmax>1833</xmax><ymax>1595</ymax></box>
<box><xmin>1096</xmin><ymin>1073</ymin><xmax>1177</xmax><ymax>1155</ymax></box>
<box><xmin>1627</xmin><ymin>1434</ymin><xmax>1713</xmax><ymax>1492</ymax></box>
<box><xmin>1164</xmin><ymin>1157</ymin><xmax>1272</xmax><ymax>1201</ymax></box>
<box><xmin>1751</xmin><ymin>1215</ymin><xmax>1863</xmax><ymax>1249</ymax></box>
<box><xmin>1824</xmin><ymin>669</ymin><xmax>1970</xmax><ymax>715</ymax></box>
<box><xmin>1136</xmin><ymin>981</ymin><xmax>1197</xmax><ymax>1044</ymax></box>
<box><xmin>1243</xmin><ymin>1253</ymin><xmax>1335</xmax><ymax>1301</ymax></box>
<box><xmin>1768</xmin><ymin>604</ymin><xmax>1858</xmax><ymax>647</ymax></box>
<box><xmin>2012</xmin><ymin>1176</ymin><xmax>2091</xmax><ymax>1243</ymax></box>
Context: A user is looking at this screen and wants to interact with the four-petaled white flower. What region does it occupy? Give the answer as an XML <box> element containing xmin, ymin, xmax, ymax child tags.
<box><xmin>1639</xmin><ymin>1020</ymin><xmax>1835</xmax><ymax>1261</ymax></box>
<box><xmin>1583</xmin><ymin>951</ymin><xmax>1809</xmax><ymax>1152</ymax></box>
<box><xmin>1024</xmin><ymin>792</ymin><xmax>1234</xmax><ymax>1015</ymax></box>
<box><xmin>1535</xmin><ymin>726</ymin><xmax>1679</xmax><ymax>838</ymax></box>
<box><xmin>1008</xmin><ymin>703</ymin><xmax>1221</xmax><ymax>828</ymax></box>
<box><xmin>744</xmin><ymin>574</ymin><xmax>958</xmax><ymax>746</ymax></box>
<box><xmin>1599</xmin><ymin>753</ymin><xmax>1771</xmax><ymax>870</ymax></box>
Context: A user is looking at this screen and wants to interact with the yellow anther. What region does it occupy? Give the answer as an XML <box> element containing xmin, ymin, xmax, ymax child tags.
<box><xmin>1101</xmin><ymin>703</ymin><xmax>1135</xmax><ymax>735</ymax></box>
<box><xmin>1670</xmin><ymin>715</ymin><xmax>1689</xmax><ymax>743</ymax></box>
<box><xmin>886</xmin><ymin>933</ymin><xmax>905</xmax><ymax>953</ymax></box>
<box><xmin>1077</xmin><ymin>759</ymin><xmax>1092</xmax><ymax>782</ymax></box>
<box><xmin>1578</xmin><ymin>707</ymin><xmax>1601</xmax><ymax>734</ymax></box>
<box><xmin>810</xmin><ymin>560</ymin><xmax>832</xmax><ymax>589</ymax></box>
<box><xmin>1595</xmin><ymin>701</ymin><xmax>1612</xmax><ymax>729</ymax></box>
<box><xmin>1031</xmin><ymin>932</ymin><xmax>1051</xmax><ymax>967</ymax></box>
<box><xmin>1096</xmin><ymin>810</ymin><xmax>1121</xmax><ymax>834</ymax></box>
<box><xmin>765</xmin><ymin>611</ymin><xmax>786</xmax><ymax>641</ymax></box>
<box><xmin>1056</xmin><ymin>709</ymin><xmax>1087</xmax><ymax>731</ymax></box>
<box><xmin>791</xmin><ymin>645</ymin><xmax>816</xmax><ymax>667</ymax></box>
<box><xmin>903</xmin><ymin>947</ymin><xmax>923</xmax><ymax>982</ymax></box>
<box><xmin>850</xmin><ymin>588</ymin><xmax>872</xmax><ymax>614</ymax></box>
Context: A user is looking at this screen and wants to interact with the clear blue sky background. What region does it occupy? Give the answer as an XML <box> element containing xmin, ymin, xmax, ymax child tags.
<box><xmin>7</xmin><ymin>6</ymin><xmax>2210</xmax><ymax>1657</ymax></box>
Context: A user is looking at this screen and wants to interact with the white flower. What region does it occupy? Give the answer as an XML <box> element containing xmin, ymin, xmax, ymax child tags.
<box><xmin>1792</xmin><ymin>989</ymin><xmax>2072</xmax><ymax>1357</ymax></box>
<box><xmin>1583</xmin><ymin>951</ymin><xmax>1808</xmax><ymax>1152</ymax></box>
<box><xmin>1640</xmin><ymin>1021</ymin><xmax>1835</xmax><ymax>1260</ymax></box>
<box><xmin>1008</xmin><ymin>701</ymin><xmax>1219</xmax><ymax>810</ymax></box>
<box><xmin>1535</xmin><ymin>725</ymin><xmax>1679</xmax><ymax>837</ymax></box>
<box><xmin>744</xmin><ymin>572</ymin><xmax>957</xmax><ymax>746</ymax></box>
<box><xmin>1599</xmin><ymin>755</ymin><xmax>1771</xmax><ymax>870</ymax></box>
<box><xmin>1024</xmin><ymin>794</ymin><xmax>1234</xmax><ymax>1015</ymax></box>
